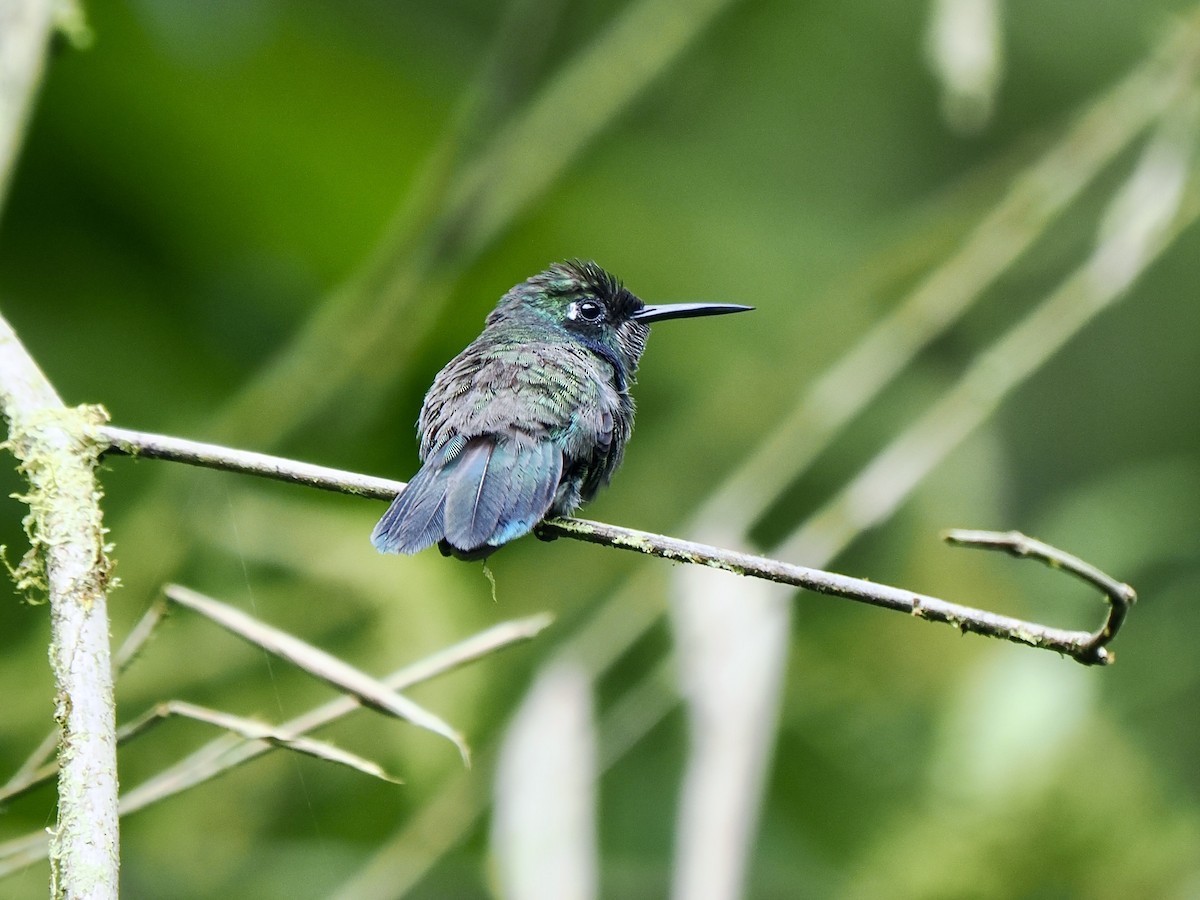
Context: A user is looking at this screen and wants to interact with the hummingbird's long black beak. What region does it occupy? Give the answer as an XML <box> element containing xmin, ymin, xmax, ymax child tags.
<box><xmin>631</xmin><ymin>302</ymin><xmax>754</xmax><ymax>323</ymax></box>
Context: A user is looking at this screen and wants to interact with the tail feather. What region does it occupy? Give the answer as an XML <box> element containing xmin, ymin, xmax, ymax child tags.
<box><xmin>373</xmin><ymin>436</ymin><xmax>565</xmax><ymax>557</ymax></box>
<box><xmin>371</xmin><ymin>466</ymin><xmax>449</xmax><ymax>555</ymax></box>
<box><xmin>443</xmin><ymin>440</ymin><xmax>508</xmax><ymax>551</ymax></box>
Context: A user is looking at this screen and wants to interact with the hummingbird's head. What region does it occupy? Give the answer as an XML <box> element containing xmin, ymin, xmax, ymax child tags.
<box><xmin>490</xmin><ymin>260</ymin><xmax>752</xmax><ymax>378</ymax></box>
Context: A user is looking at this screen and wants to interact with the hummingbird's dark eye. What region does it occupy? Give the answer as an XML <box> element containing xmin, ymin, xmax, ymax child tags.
<box><xmin>575</xmin><ymin>300</ymin><xmax>605</xmax><ymax>323</ymax></box>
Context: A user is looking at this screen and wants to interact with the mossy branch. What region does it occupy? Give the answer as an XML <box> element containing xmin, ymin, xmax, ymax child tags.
<box><xmin>0</xmin><ymin>315</ymin><xmax>120</xmax><ymax>899</ymax></box>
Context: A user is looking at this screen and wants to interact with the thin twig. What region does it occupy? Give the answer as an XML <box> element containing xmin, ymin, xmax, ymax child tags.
<box><xmin>94</xmin><ymin>425</ymin><xmax>1129</xmax><ymax>665</ymax></box>
<box><xmin>943</xmin><ymin>529</ymin><xmax>1137</xmax><ymax>661</ymax></box>
<box><xmin>163</xmin><ymin>584</ymin><xmax>471</xmax><ymax>765</ymax></box>
<box><xmin>117</xmin><ymin>701</ymin><xmax>402</xmax><ymax>785</ymax></box>
<box><xmin>1</xmin><ymin>698</ymin><xmax>405</xmax><ymax>806</ymax></box>
<box><xmin>0</xmin><ymin>728</ymin><xmax>58</xmax><ymax>798</ymax></box>
<box><xmin>101</xmin><ymin>425</ymin><xmax>403</xmax><ymax>500</ymax></box>
<box><xmin>114</xmin><ymin>597</ymin><xmax>170</xmax><ymax>674</ymax></box>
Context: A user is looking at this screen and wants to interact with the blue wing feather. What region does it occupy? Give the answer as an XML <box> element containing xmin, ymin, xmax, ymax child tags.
<box><xmin>485</xmin><ymin>439</ymin><xmax>563</xmax><ymax>548</ymax></box>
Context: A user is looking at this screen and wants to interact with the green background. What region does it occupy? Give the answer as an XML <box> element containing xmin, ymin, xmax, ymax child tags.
<box><xmin>2</xmin><ymin>1</ymin><xmax>1199</xmax><ymax>896</ymax></box>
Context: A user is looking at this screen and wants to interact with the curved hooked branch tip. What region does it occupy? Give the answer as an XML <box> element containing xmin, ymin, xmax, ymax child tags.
<box><xmin>942</xmin><ymin>529</ymin><xmax>1137</xmax><ymax>666</ymax></box>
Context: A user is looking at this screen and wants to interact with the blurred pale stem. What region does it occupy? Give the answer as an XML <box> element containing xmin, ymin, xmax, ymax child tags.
<box><xmin>926</xmin><ymin>0</ymin><xmax>1004</xmax><ymax>134</ymax></box>
<box><xmin>0</xmin><ymin>0</ymin><xmax>55</xmax><ymax>218</ymax></box>
<box><xmin>711</xmin><ymin>110</ymin><xmax>1192</xmax><ymax>898</ymax></box>
<box><xmin>669</xmin><ymin>562</ymin><xmax>789</xmax><ymax>900</ymax></box>
<box><xmin>492</xmin><ymin>663</ymin><xmax>598</xmax><ymax>900</ymax></box>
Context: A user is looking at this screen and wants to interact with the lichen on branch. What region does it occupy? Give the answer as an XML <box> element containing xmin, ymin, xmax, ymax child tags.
<box><xmin>5</xmin><ymin>403</ymin><xmax>114</xmax><ymax>604</ymax></box>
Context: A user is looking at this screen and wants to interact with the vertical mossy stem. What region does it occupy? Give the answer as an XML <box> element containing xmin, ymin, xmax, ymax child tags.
<box><xmin>0</xmin><ymin>316</ymin><xmax>120</xmax><ymax>900</ymax></box>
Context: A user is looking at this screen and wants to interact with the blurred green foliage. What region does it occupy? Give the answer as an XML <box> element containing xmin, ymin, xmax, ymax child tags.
<box><xmin>2</xmin><ymin>0</ymin><xmax>1200</xmax><ymax>897</ymax></box>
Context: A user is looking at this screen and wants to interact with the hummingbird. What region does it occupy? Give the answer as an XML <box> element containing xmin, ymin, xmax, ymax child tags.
<box><xmin>371</xmin><ymin>260</ymin><xmax>751</xmax><ymax>559</ymax></box>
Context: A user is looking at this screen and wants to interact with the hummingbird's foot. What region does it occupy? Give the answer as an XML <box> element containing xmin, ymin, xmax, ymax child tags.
<box><xmin>439</xmin><ymin>538</ymin><xmax>499</xmax><ymax>561</ymax></box>
<box><xmin>533</xmin><ymin>524</ymin><xmax>559</xmax><ymax>543</ymax></box>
